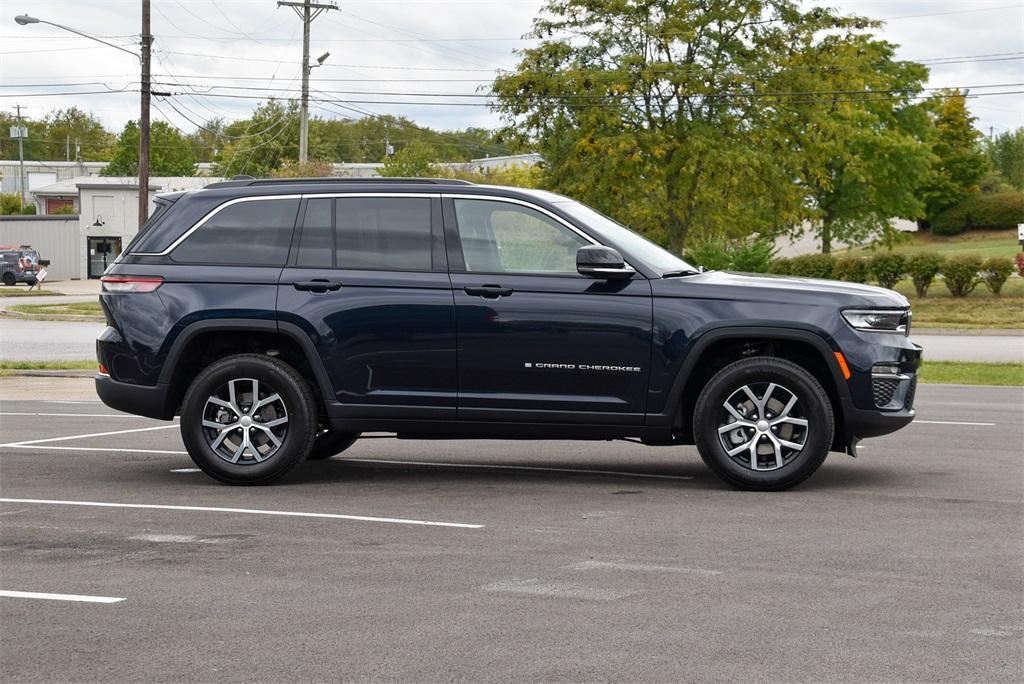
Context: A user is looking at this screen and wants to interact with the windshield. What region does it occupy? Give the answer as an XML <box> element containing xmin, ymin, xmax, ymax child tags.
<box><xmin>553</xmin><ymin>200</ymin><xmax>697</xmax><ymax>275</ymax></box>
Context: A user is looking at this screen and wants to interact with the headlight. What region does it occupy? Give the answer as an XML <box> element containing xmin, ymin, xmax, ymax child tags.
<box><xmin>842</xmin><ymin>309</ymin><xmax>911</xmax><ymax>335</ymax></box>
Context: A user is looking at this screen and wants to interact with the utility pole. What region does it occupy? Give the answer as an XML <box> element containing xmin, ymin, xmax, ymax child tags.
<box><xmin>278</xmin><ymin>0</ymin><xmax>337</xmax><ymax>164</ymax></box>
<box><xmin>139</xmin><ymin>0</ymin><xmax>152</xmax><ymax>228</ymax></box>
<box><xmin>13</xmin><ymin>104</ymin><xmax>27</xmax><ymax>210</ymax></box>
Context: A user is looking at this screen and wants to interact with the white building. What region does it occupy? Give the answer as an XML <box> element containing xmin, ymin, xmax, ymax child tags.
<box><xmin>0</xmin><ymin>159</ymin><xmax>107</xmax><ymax>197</ymax></box>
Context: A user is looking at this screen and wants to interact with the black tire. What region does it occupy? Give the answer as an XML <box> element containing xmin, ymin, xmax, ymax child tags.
<box><xmin>180</xmin><ymin>354</ymin><xmax>318</xmax><ymax>485</ymax></box>
<box><xmin>1</xmin><ymin>272</ymin><xmax>15</xmax><ymax>286</ymax></box>
<box><xmin>693</xmin><ymin>356</ymin><xmax>834</xmax><ymax>491</ymax></box>
<box><xmin>306</xmin><ymin>430</ymin><xmax>360</xmax><ymax>460</ymax></box>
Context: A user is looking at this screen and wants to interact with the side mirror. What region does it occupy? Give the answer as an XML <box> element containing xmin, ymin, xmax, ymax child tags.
<box><xmin>576</xmin><ymin>245</ymin><xmax>635</xmax><ymax>279</ymax></box>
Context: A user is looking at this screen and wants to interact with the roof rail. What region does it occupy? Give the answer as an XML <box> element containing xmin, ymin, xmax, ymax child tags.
<box><xmin>204</xmin><ymin>176</ymin><xmax>475</xmax><ymax>189</ymax></box>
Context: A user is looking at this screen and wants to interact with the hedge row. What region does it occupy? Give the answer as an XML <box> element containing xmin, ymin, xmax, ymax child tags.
<box><xmin>932</xmin><ymin>191</ymin><xmax>1024</xmax><ymax>236</ymax></box>
<box><xmin>765</xmin><ymin>253</ymin><xmax>1018</xmax><ymax>297</ymax></box>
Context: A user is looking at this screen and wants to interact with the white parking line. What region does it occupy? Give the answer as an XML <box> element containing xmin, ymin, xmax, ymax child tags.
<box><xmin>339</xmin><ymin>458</ymin><xmax>695</xmax><ymax>481</ymax></box>
<box><xmin>913</xmin><ymin>420</ymin><xmax>996</xmax><ymax>427</ymax></box>
<box><xmin>2</xmin><ymin>445</ymin><xmax>188</xmax><ymax>455</ymax></box>
<box><xmin>169</xmin><ymin>468</ymin><xmax>201</xmax><ymax>473</ymax></box>
<box><xmin>0</xmin><ymin>590</ymin><xmax>125</xmax><ymax>604</ymax></box>
<box><xmin>0</xmin><ymin>424</ymin><xmax>178</xmax><ymax>448</ymax></box>
<box><xmin>0</xmin><ymin>498</ymin><xmax>484</xmax><ymax>529</ymax></box>
<box><xmin>0</xmin><ymin>413</ymin><xmax>150</xmax><ymax>418</ymax></box>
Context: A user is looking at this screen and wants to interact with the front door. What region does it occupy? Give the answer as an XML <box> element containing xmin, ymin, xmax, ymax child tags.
<box><xmin>445</xmin><ymin>197</ymin><xmax>653</xmax><ymax>424</ymax></box>
<box><xmin>277</xmin><ymin>194</ymin><xmax>457</xmax><ymax>420</ymax></box>
<box><xmin>88</xmin><ymin>236</ymin><xmax>122</xmax><ymax>278</ymax></box>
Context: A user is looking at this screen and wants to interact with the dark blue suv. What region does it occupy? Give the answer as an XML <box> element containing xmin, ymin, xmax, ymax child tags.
<box><xmin>96</xmin><ymin>177</ymin><xmax>921</xmax><ymax>490</ymax></box>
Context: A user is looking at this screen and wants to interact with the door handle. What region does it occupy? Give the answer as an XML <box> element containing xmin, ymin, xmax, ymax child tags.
<box><xmin>293</xmin><ymin>279</ymin><xmax>342</xmax><ymax>293</ymax></box>
<box><xmin>464</xmin><ymin>284</ymin><xmax>513</xmax><ymax>299</ymax></box>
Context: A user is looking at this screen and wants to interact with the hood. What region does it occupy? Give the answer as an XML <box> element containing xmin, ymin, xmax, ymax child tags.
<box><xmin>659</xmin><ymin>270</ymin><xmax>910</xmax><ymax>309</ymax></box>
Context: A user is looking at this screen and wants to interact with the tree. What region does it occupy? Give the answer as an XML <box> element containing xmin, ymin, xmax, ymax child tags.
<box><xmin>43</xmin><ymin>107</ymin><xmax>115</xmax><ymax>161</ymax></box>
<box><xmin>986</xmin><ymin>128</ymin><xmax>1024</xmax><ymax>190</ymax></box>
<box><xmin>492</xmin><ymin>0</ymin><xmax>933</xmax><ymax>254</ymax></box>
<box><xmin>381</xmin><ymin>141</ymin><xmax>437</xmax><ymax>176</ymax></box>
<box><xmin>103</xmin><ymin>120</ymin><xmax>195</xmax><ymax>176</ymax></box>
<box><xmin>214</xmin><ymin>100</ymin><xmax>300</xmax><ymax>177</ymax></box>
<box><xmin>916</xmin><ymin>91</ymin><xmax>989</xmax><ymax>229</ymax></box>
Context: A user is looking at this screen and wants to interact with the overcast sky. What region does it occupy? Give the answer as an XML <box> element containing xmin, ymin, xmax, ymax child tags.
<box><xmin>1</xmin><ymin>0</ymin><xmax>1021</xmax><ymax>147</ymax></box>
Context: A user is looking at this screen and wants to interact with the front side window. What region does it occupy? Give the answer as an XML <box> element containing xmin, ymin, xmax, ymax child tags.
<box><xmin>453</xmin><ymin>199</ymin><xmax>588</xmax><ymax>275</ymax></box>
<box><xmin>172</xmin><ymin>198</ymin><xmax>299</xmax><ymax>266</ymax></box>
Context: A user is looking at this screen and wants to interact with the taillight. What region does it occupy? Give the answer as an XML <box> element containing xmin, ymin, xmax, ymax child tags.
<box><xmin>98</xmin><ymin>363</ymin><xmax>109</xmax><ymax>376</ymax></box>
<box><xmin>101</xmin><ymin>275</ymin><xmax>163</xmax><ymax>293</ymax></box>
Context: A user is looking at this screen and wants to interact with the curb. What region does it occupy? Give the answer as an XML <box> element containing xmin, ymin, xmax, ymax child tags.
<box><xmin>0</xmin><ymin>310</ymin><xmax>104</xmax><ymax>323</ymax></box>
<box><xmin>0</xmin><ymin>369</ymin><xmax>95</xmax><ymax>378</ymax></box>
<box><xmin>913</xmin><ymin>328</ymin><xmax>1024</xmax><ymax>336</ymax></box>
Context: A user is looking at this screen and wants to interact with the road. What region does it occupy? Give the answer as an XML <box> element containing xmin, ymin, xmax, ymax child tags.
<box><xmin>1</xmin><ymin>317</ymin><xmax>1021</xmax><ymax>363</ymax></box>
<box><xmin>1</xmin><ymin>384</ymin><xmax>1022</xmax><ymax>682</ymax></box>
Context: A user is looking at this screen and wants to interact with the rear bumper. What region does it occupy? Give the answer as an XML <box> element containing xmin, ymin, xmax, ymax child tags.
<box><xmin>95</xmin><ymin>375</ymin><xmax>174</xmax><ymax>420</ymax></box>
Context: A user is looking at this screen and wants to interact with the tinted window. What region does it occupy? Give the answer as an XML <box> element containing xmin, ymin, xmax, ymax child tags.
<box><xmin>172</xmin><ymin>198</ymin><xmax>299</xmax><ymax>265</ymax></box>
<box><xmin>296</xmin><ymin>198</ymin><xmax>333</xmax><ymax>268</ymax></box>
<box><xmin>335</xmin><ymin>197</ymin><xmax>431</xmax><ymax>271</ymax></box>
<box><xmin>453</xmin><ymin>199</ymin><xmax>587</xmax><ymax>274</ymax></box>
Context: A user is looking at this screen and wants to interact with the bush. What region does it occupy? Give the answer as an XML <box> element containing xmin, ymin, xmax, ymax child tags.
<box><xmin>788</xmin><ymin>253</ymin><xmax>835</xmax><ymax>279</ymax></box>
<box><xmin>1016</xmin><ymin>252</ymin><xmax>1024</xmax><ymax>278</ymax></box>
<box><xmin>941</xmin><ymin>255</ymin><xmax>982</xmax><ymax>297</ymax></box>
<box><xmin>980</xmin><ymin>257</ymin><xmax>1014</xmax><ymax>295</ymax></box>
<box><xmin>684</xmin><ymin>237</ymin><xmax>732</xmax><ymax>271</ymax></box>
<box><xmin>0</xmin><ymin>192</ymin><xmax>24</xmax><ymax>215</ymax></box>
<box><xmin>729</xmin><ymin>239</ymin><xmax>776</xmax><ymax>273</ymax></box>
<box><xmin>768</xmin><ymin>257</ymin><xmax>792</xmax><ymax>275</ymax></box>
<box><xmin>49</xmin><ymin>204</ymin><xmax>76</xmax><ymax>215</ymax></box>
<box><xmin>932</xmin><ymin>191</ymin><xmax>1024</xmax><ymax>236</ymax></box>
<box><xmin>905</xmin><ymin>252</ymin><xmax>944</xmax><ymax>297</ymax></box>
<box><xmin>868</xmin><ymin>253</ymin><xmax>905</xmax><ymax>289</ymax></box>
<box><xmin>832</xmin><ymin>256</ymin><xmax>869</xmax><ymax>283</ymax></box>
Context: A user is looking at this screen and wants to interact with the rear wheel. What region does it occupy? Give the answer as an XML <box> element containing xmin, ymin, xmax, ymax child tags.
<box><xmin>693</xmin><ymin>357</ymin><xmax>834</xmax><ymax>491</ymax></box>
<box><xmin>180</xmin><ymin>354</ymin><xmax>318</xmax><ymax>485</ymax></box>
<box><xmin>306</xmin><ymin>429</ymin><xmax>359</xmax><ymax>460</ymax></box>
<box><xmin>2</xmin><ymin>272</ymin><xmax>15</xmax><ymax>286</ymax></box>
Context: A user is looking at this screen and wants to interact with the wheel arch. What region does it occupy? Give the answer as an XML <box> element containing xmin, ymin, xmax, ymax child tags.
<box><xmin>660</xmin><ymin>326</ymin><xmax>850</xmax><ymax>449</ymax></box>
<box><xmin>158</xmin><ymin>319</ymin><xmax>333</xmax><ymax>415</ymax></box>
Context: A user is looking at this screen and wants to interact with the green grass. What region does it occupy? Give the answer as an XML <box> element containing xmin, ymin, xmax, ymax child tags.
<box><xmin>0</xmin><ymin>288</ymin><xmax>64</xmax><ymax>297</ymax></box>
<box><xmin>919</xmin><ymin>361</ymin><xmax>1024</xmax><ymax>386</ymax></box>
<box><xmin>848</xmin><ymin>228</ymin><xmax>1020</xmax><ymax>259</ymax></box>
<box><xmin>8</xmin><ymin>301</ymin><xmax>102</xmax><ymax>317</ymax></box>
<box><xmin>0</xmin><ymin>360</ymin><xmax>95</xmax><ymax>370</ymax></box>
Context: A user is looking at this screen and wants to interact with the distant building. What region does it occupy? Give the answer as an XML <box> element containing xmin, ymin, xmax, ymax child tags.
<box><xmin>0</xmin><ymin>159</ymin><xmax>106</xmax><ymax>196</ymax></box>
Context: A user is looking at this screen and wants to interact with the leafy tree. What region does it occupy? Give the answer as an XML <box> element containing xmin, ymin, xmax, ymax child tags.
<box><xmin>492</xmin><ymin>0</ymin><xmax>932</xmax><ymax>254</ymax></box>
<box><xmin>270</xmin><ymin>159</ymin><xmax>333</xmax><ymax>177</ymax></box>
<box><xmin>103</xmin><ymin>120</ymin><xmax>196</xmax><ymax>176</ymax></box>
<box><xmin>43</xmin><ymin>107</ymin><xmax>115</xmax><ymax>161</ymax></box>
<box><xmin>381</xmin><ymin>141</ymin><xmax>437</xmax><ymax>176</ymax></box>
<box><xmin>916</xmin><ymin>91</ymin><xmax>989</xmax><ymax>228</ymax></box>
<box><xmin>985</xmin><ymin>127</ymin><xmax>1024</xmax><ymax>190</ymax></box>
<box><xmin>214</xmin><ymin>100</ymin><xmax>300</xmax><ymax>177</ymax></box>
<box><xmin>186</xmin><ymin>117</ymin><xmax>226</xmax><ymax>164</ymax></box>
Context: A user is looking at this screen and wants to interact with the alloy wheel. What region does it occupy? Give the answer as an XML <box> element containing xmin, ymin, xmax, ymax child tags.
<box><xmin>717</xmin><ymin>382</ymin><xmax>809</xmax><ymax>471</ymax></box>
<box><xmin>201</xmin><ymin>377</ymin><xmax>289</xmax><ymax>465</ymax></box>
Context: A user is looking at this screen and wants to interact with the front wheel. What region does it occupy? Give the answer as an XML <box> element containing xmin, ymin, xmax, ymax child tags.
<box><xmin>693</xmin><ymin>357</ymin><xmax>834</xmax><ymax>491</ymax></box>
<box><xmin>180</xmin><ymin>354</ymin><xmax>319</xmax><ymax>485</ymax></box>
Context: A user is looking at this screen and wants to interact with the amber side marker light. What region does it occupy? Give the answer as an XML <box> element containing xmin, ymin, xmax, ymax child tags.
<box><xmin>834</xmin><ymin>351</ymin><xmax>852</xmax><ymax>380</ymax></box>
<box><xmin>100</xmin><ymin>275</ymin><xmax>163</xmax><ymax>293</ymax></box>
<box><xmin>98</xmin><ymin>363</ymin><xmax>109</xmax><ymax>376</ymax></box>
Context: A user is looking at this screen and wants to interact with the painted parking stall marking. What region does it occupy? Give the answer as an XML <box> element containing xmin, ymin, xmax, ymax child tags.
<box><xmin>0</xmin><ymin>498</ymin><xmax>484</xmax><ymax>530</ymax></box>
<box><xmin>0</xmin><ymin>590</ymin><xmax>125</xmax><ymax>604</ymax></box>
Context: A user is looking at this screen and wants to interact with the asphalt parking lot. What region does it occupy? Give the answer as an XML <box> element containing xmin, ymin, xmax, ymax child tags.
<box><xmin>1</xmin><ymin>384</ymin><xmax>1022</xmax><ymax>682</ymax></box>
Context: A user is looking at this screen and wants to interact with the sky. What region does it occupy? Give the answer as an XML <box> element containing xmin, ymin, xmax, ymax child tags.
<box><xmin>1</xmin><ymin>0</ymin><xmax>1022</xmax><ymax>149</ymax></box>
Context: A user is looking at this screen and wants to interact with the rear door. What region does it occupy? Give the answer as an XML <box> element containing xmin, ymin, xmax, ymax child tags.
<box><xmin>277</xmin><ymin>193</ymin><xmax>456</xmax><ymax>419</ymax></box>
<box><xmin>445</xmin><ymin>196</ymin><xmax>653</xmax><ymax>424</ymax></box>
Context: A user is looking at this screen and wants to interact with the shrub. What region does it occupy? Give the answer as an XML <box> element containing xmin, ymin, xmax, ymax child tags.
<box><xmin>868</xmin><ymin>253</ymin><xmax>905</xmax><ymax>289</ymax></box>
<box><xmin>832</xmin><ymin>256</ymin><xmax>869</xmax><ymax>283</ymax></box>
<box><xmin>788</xmin><ymin>253</ymin><xmax>835</xmax><ymax>279</ymax></box>
<box><xmin>932</xmin><ymin>191</ymin><xmax>1024</xmax><ymax>236</ymax></box>
<box><xmin>729</xmin><ymin>239</ymin><xmax>776</xmax><ymax>273</ymax></box>
<box><xmin>768</xmin><ymin>257</ymin><xmax>792</xmax><ymax>275</ymax></box>
<box><xmin>941</xmin><ymin>255</ymin><xmax>982</xmax><ymax>297</ymax></box>
<box><xmin>980</xmin><ymin>257</ymin><xmax>1014</xmax><ymax>295</ymax></box>
<box><xmin>0</xmin><ymin>192</ymin><xmax>24</xmax><ymax>215</ymax></box>
<box><xmin>1016</xmin><ymin>252</ymin><xmax>1024</xmax><ymax>278</ymax></box>
<box><xmin>49</xmin><ymin>204</ymin><xmax>76</xmax><ymax>215</ymax></box>
<box><xmin>684</xmin><ymin>237</ymin><xmax>732</xmax><ymax>271</ymax></box>
<box><xmin>905</xmin><ymin>252</ymin><xmax>944</xmax><ymax>297</ymax></box>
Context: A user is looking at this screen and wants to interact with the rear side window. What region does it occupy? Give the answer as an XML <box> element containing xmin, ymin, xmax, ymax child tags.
<box><xmin>295</xmin><ymin>196</ymin><xmax>432</xmax><ymax>271</ymax></box>
<box><xmin>172</xmin><ymin>198</ymin><xmax>299</xmax><ymax>266</ymax></box>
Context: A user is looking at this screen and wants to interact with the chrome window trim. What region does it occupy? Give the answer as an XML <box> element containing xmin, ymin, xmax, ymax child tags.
<box><xmin>133</xmin><ymin>192</ymin><xmax>439</xmax><ymax>257</ymax></box>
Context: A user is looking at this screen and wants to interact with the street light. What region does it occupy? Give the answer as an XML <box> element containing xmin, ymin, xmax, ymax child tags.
<box><xmin>14</xmin><ymin>3</ymin><xmax>153</xmax><ymax>231</ymax></box>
